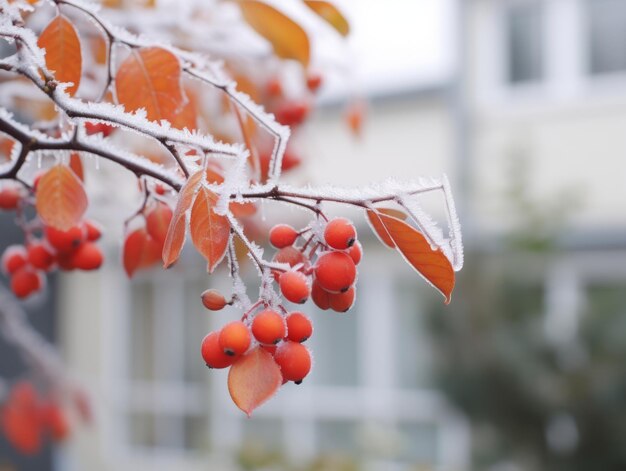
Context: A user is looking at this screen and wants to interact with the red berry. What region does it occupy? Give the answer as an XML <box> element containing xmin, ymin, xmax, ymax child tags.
<box><xmin>347</xmin><ymin>240</ymin><xmax>363</xmax><ymax>265</ymax></box>
<box><xmin>251</xmin><ymin>309</ymin><xmax>285</xmax><ymax>345</ymax></box>
<box><xmin>70</xmin><ymin>242</ymin><xmax>103</xmax><ymax>270</ymax></box>
<box><xmin>262</xmin><ymin>344</ymin><xmax>278</xmax><ymax>355</ymax></box>
<box><xmin>219</xmin><ymin>321</ymin><xmax>251</xmax><ymax>356</ymax></box>
<box><xmin>272</xmin><ymin>246</ymin><xmax>308</xmax><ymax>281</ymax></box>
<box><xmin>274</xmin><ymin>101</ymin><xmax>310</xmax><ymax>127</ymax></box>
<box><xmin>27</xmin><ymin>241</ymin><xmax>55</xmax><ymax>271</ymax></box>
<box><xmin>274</xmin><ymin>341</ymin><xmax>312</xmax><ymax>383</ymax></box>
<box><xmin>2</xmin><ymin>245</ymin><xmax>28</xmax><ymax>275</ymax></box>
<box><xmin>329</xmin><ymin>286</ymin><xmax>356</xmax><ymax>312</ymax></box>
<box><xmin>306</xmin><ymin>72</ymin><xmax>323</xmax><ymax>92</ymax></box>
<box><xmin>10</xmin><ymin>267</ymin><xmax>42</xmax><ymax>298</ymax></box>
<box><xmin>45</xmin><ymin>225</ymin><xmax>85</xmax><ymax>253</ymax></box>
<box><xmin>311</xmin><ymin>280</ymin><xmax>331</xmax><ymax>310</ymax></box>
<box><xmin>201</xmin><ymin>331</ymin><xmax>235</xmax><ymax>369</ymax></box>
<box><xmin>324</xmin><ymin>217</ymin><xmax>356</xmax><ymax>250</ymax></box>
<box><xmin>2</xmin><ymin>382</ymin><xmax>42</xmax><ymax>455</ymax></box>
<box><xmin>83</xmin><ymin>220</ymin><xmax>103</xmax><ymax>242</ymax></box>
<box><xmin>42</xmin><ymin>401</ymin><xmax>70</xmax><ymax>442</ymax></box>
<box><xmin>286</xmin><ymin>312</ymin><xmax>313</xmax><ymax>343</ymax></box>
<box><xmin>314</xmin><ymin>251</ymin><xmax>356</xmax><ymax>293</ymax></box>
<box><xmin>269</xmin><ymin>224</ymin><xmax>298</xmax><ymax>248</ymax></box>
<box><xmin>0</xmin><ymin>186</ymin><xmax>21</xmax><ymax>210</ymax></box>
<box><xmin>279</xmin><ymin>271</ymin><xmax>310</xmax><ymax>304</ymax></box>
<box><xmin>201</xmin><ymin>289</ymin><xmax>227</xmax><ymax>311</ymax></box>
<box><xmin>154</xmin><ymin>183</ymin><xmax>166</xmax><ymax>195</ymax></box>
<box><xmin>146</xmin><ymin>201</ymin><xmax>173</xmax><ymax>247</ymax></box>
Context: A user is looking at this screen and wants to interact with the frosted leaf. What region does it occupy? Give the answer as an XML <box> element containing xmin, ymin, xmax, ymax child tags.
<box><xmin>442</xmin><ymin>175</ymin><xmax>464</xmax><ymax>271</ymax></box>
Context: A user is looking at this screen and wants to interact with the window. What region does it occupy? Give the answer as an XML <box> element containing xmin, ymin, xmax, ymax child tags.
<box><xmin>587</xmin><ymin>0</ymin><xmax>626</xmax><ymax>75</ymax></box>
<box><xmin>505</xmin><ymin>2</ymin><xmax>544</xmax><ymax>84</ymax></box>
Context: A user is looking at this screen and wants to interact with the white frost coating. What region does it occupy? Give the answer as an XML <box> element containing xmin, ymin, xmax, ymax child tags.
<box><xmin>245</xmin><ymin>178</ymin><xmax>444</xmax><ymax>203</ymax></box>
<box><xmin>399</xmin><ymin>195</ymin><xmax>450</xmax><ymax>256</ymax></box>
<box><xmin>441</xmin><ymin>175</ymin><xmax>464</xmax><ymax>271</ymax></box>
<box><xmin>214</xmin><ymin>150</ymin><xmax>249</xmax><ymax>215</ymax></box>
<box><xmin>227</xmin><ymin>238</ymin><xmax>252</xmax><ymax>310</ymax></box>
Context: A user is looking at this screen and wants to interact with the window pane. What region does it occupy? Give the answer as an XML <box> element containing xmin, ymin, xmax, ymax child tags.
<box><xmin>506</xmin><ymin>3</ymin><xmax>544</xmax><ymax>84</ymax></box>
<box><xmin>130</xmin><ymin>282</ymin><xmax>156</xmax><ymax>381</ymax></box>
<box><xmin>588</xmin><ymin>0</ymin><xmax>626</xmax><ymax>74</ymax></box>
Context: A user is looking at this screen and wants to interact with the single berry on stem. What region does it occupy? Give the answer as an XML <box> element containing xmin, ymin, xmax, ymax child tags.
<box><xmin>201</xmin><ymin>289</ymin><xmax>228</xmax><ymax>311</ymax></box>
<box><xmin>286</xmin><ymin>312</ymin><xmax>313</xmax><ymax>343</ymax></box>
<box><xmin>269</xmin><ymin>224</ymin><xmax>299</xmax><ymax>248</ymax></box>
<box><xmin>274</xmin><ymin>341</ymin><xmax>312</xmax><ymax>383</ymax></box>
<box><xmin>201</xmin><ymin>332</ymin><xmax>236</xmax><ymax>369</ymax></box>
<box><xmin>314</xmin><ymin>251</ymin><xmax>357</xmax><ymax>293</ymax></box>
<box><xmin>252</xmin><ymin>309</ymin><xmax>285</xmax><ymax>345</ymax></box>
<box><xmin>279</xmin><ymin>271</ymin><xmax>310</xmax><ymax>304</ymax></box>
<box><xmin>324</xmin><ymin>217</ymin><xmax>357</xmax><ymax>250</ymax></box>
<box><xmin>219</xmin><ymin>321</ymin><xmax>251</xmax><ymax>356</ymax></box>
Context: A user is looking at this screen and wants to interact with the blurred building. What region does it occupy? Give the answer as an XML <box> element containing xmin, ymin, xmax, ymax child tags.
<box><xmin>52</xmin><ymin>0</ymin><xmax>626</xmax><ymax>470</ymax></box>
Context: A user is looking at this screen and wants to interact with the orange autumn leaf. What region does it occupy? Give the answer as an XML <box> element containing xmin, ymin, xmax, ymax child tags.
<box><xmin>38</xmin><ymin>15</ymin><xmax>83</xmax><ymax>96</ymax></box>
<box><xmin>162</xmin><ymin>170</ymin><xmax>204</xmax><ymax>268</ymax></box>
<box><xmin>0</xmin><ymin>137</ymin><xmax>15</xmax><ymax>162</ymax></box>
<box><xmin>115</xmin><ymin>47</ymin><xmax>184</xmax><ymax>124</ymax></box>
<box><xmin>36</xmin><ymin>165</ymin><xmax>87</xmax><ymax>231</ymax></box>
<box><xmin>366</xmin><ymin>210</ymin><xmax>455</xmax><ymax>304</ymax></box>
<box><xmin>238</xmin><ymin>1</ymin><xmax>310</xmax><ymax>67</ymax></box>
<box><xmin>189</xmin><ymin>187</ymin><xmax>230</xmax><ymax>272</ymax></box>
<box><xmin>124</xmin><ymin>228</ymin><xmax>161</xmax><ymax>278</ymax></box>
<box><xmin>230</xmin><ymin>201</ymin><xmax>257</xmax><ymax>218</ymax></box>
<box><xmin>304</xmin><ymin>1</ymin><xmax>350</xmax><ymax>36</ymax></box>
<box><xmin>68</xmin><ymin>152</ymin><xmax>84</xmax><ymax>181</ymax></box>
<box><xmin>228</xmin><ymin>347</ymin><xmax>282</xmax><ymax>416</ymax></box>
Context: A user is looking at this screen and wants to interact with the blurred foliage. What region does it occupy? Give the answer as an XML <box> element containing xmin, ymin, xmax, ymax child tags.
<box><xmin>426</xmin><ymin>154</ymin><xmax>626</xmax><ymax>470</ymax></box>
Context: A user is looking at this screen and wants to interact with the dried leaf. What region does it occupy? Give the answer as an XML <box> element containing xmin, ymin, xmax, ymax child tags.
<box><xmin>366</xmin><ymin>210</ymin><xmax>455</xmax><ymax>303</ymax></box>
<box><xmin>162</xmin><ymin>170</ymin><xmax>203</xmax><ymax>268</ymax></box>
<box><xmin>38</xmin><ymin>15</ymin><xmax>82</xmax><ymax>96</ymax></box>
<box><xmin>189</xmin><ymin>187</ymin><xmax>230</xmax><ymax>272</ymax></box>
<box><xmin>239</xmin><ymin>1</ymin><xmax>310</xmax><ymax>66</ymax></box>
<box><xmin>115</xmin><ymin>47</ymin><xmax>184</xmax><ymax>124</ymax></box>
<box><xmin>304</xmin><ymin>1</ymin><xmax>350</xmax><ymax>36</ymax></box>
<box><xmin>36</xmin><ymin>165</ymin><xmax>87</xmax><ymax>230</ymax></box>
<box><xmin>228</xmin><ymin>347</ymin><xmax>282</xmax><ymax>416</ymax></box>
<box><xmin>124</xmin><ymin>228</ymin><xmax>160</xmax><ymax>278</ymax></box>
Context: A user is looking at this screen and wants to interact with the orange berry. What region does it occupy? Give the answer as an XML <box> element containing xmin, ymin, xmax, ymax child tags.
<box><xmin>279</xmin><ymin>271</ymin><xmax>310</xmax><ymax>304</ymax></box>
<box><xmin>27</xmin><ymin>241</ymin><xmax>55</xmax><ymax>271</ymax></box>
<box><xmin>45</xmin><ymin>225</ymin><xmax>85</xmax><ymax>253</ymax></box>
<box><xmin>146</xmin><ymin>201</ymin><xmax>173</xmax><ymax>247</ymax></box>
<box><xmin>201</xmin><ymin>289</ymin><xmax>228</xmax><ymax>311</ymax></box>
<box><xmin>329</xmin><ymin>286</ymin><xmax>356</xmax><ymax>312</ymax></box>
<box><xmin>274</xmin><ymin>341</ymin><xmax>312</xmax><ymax>383</ymax></box>
<box><xmin>262</xmin><ymin>344</ymin><xmax>278</xmax><ymax>355</ymax></box>
<box><xmin>83</xmin><ymin>220</ymin><xmax>103</xmax><ymax>242</ymax></box>
<box><xmin>314</xmin><ymin>251</ymin><xmax>356</xmax><ymax>293</ymax></box>
<box><xmin>70</xmin><ymin>242</ymin><xmax>103</xmax><ymax>270</ymax></box>
<box><xmin>201</xmin><ymin>331</ymin><xmax>235</xmax><ymax>369</ymax></box>
<box><xmin>272</xmin><ymin>246</ymin><xmax>308</xmax><ymax>281</ymax></box>
<box><xmin>0</xmin><ymin>186</ymin><xmax>21</xmax><ymax>210</ymax></box>
<box><xmin>324</xmin><ymin>217</ymin><xmax>356</xmax><ymax>250</ymax></box>
<box><xmin>10</xmin><ymin>267</ymin><xmax>42</xmax><ymax>299</ymax></box>
<box><xmin>219</xmin><ymin>321</ymin><xmax>251</xmax><ymax>356</ymax></box>
<box><xmin>306</xmin><ymin>72</ymin><xmax>323</xmax><ymax>92</ymax></box>
<box><xmin>269</xmin><ymin>224</ymin><xmax>298</xmax><ymax>248</ymax></box>
<box><xmin>252</xmin><ymin>309</ymin><xmax>285</xmax><ymax>345</ymax></box>
<box><xmin>286</xmin><ymin>312</ymin><xmax>313</xmax><ymax>343</ymax></box>
<box><xmin>2</xmin><ymin>245</ymin><xmax>28</xmax><ymax>275</ymax></box>
<box><xmin>311</xmin><ymin>280</ymin><xmax>331</xmax><ymax>310</ymax></box>
<box><xmin>347</xmin><ymin>240</ymin><xmax>362</xmax><ymax>265</ymax></box>
<box><xmin>266</xmin><ymin>77</ymin><xmax>283</xmax><ymax>98</ymax></box>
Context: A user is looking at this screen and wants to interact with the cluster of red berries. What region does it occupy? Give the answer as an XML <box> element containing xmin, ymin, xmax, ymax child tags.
<box><xmin>270</xmin><ymin>217</ymin><xmax>361</xmax><ymax>312</ymax></box>
<box><xmin>0</xmin><ymin>381</ymin><xmax>70</xmax><ymax>455</ymax></box>
<box><xmin>1</xmin><ymin>219</ymin><xmax>104</xmax><ymax>299</ymax></box>
<box><xmin>201</xmin><ymin>305</ymin><xmax>313</xmax><ymax>384</ymax></box>
<box><xmin>199</xmin><ymin>217</ymin><xmax>361</xmax><ymax>389</ymax></box>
